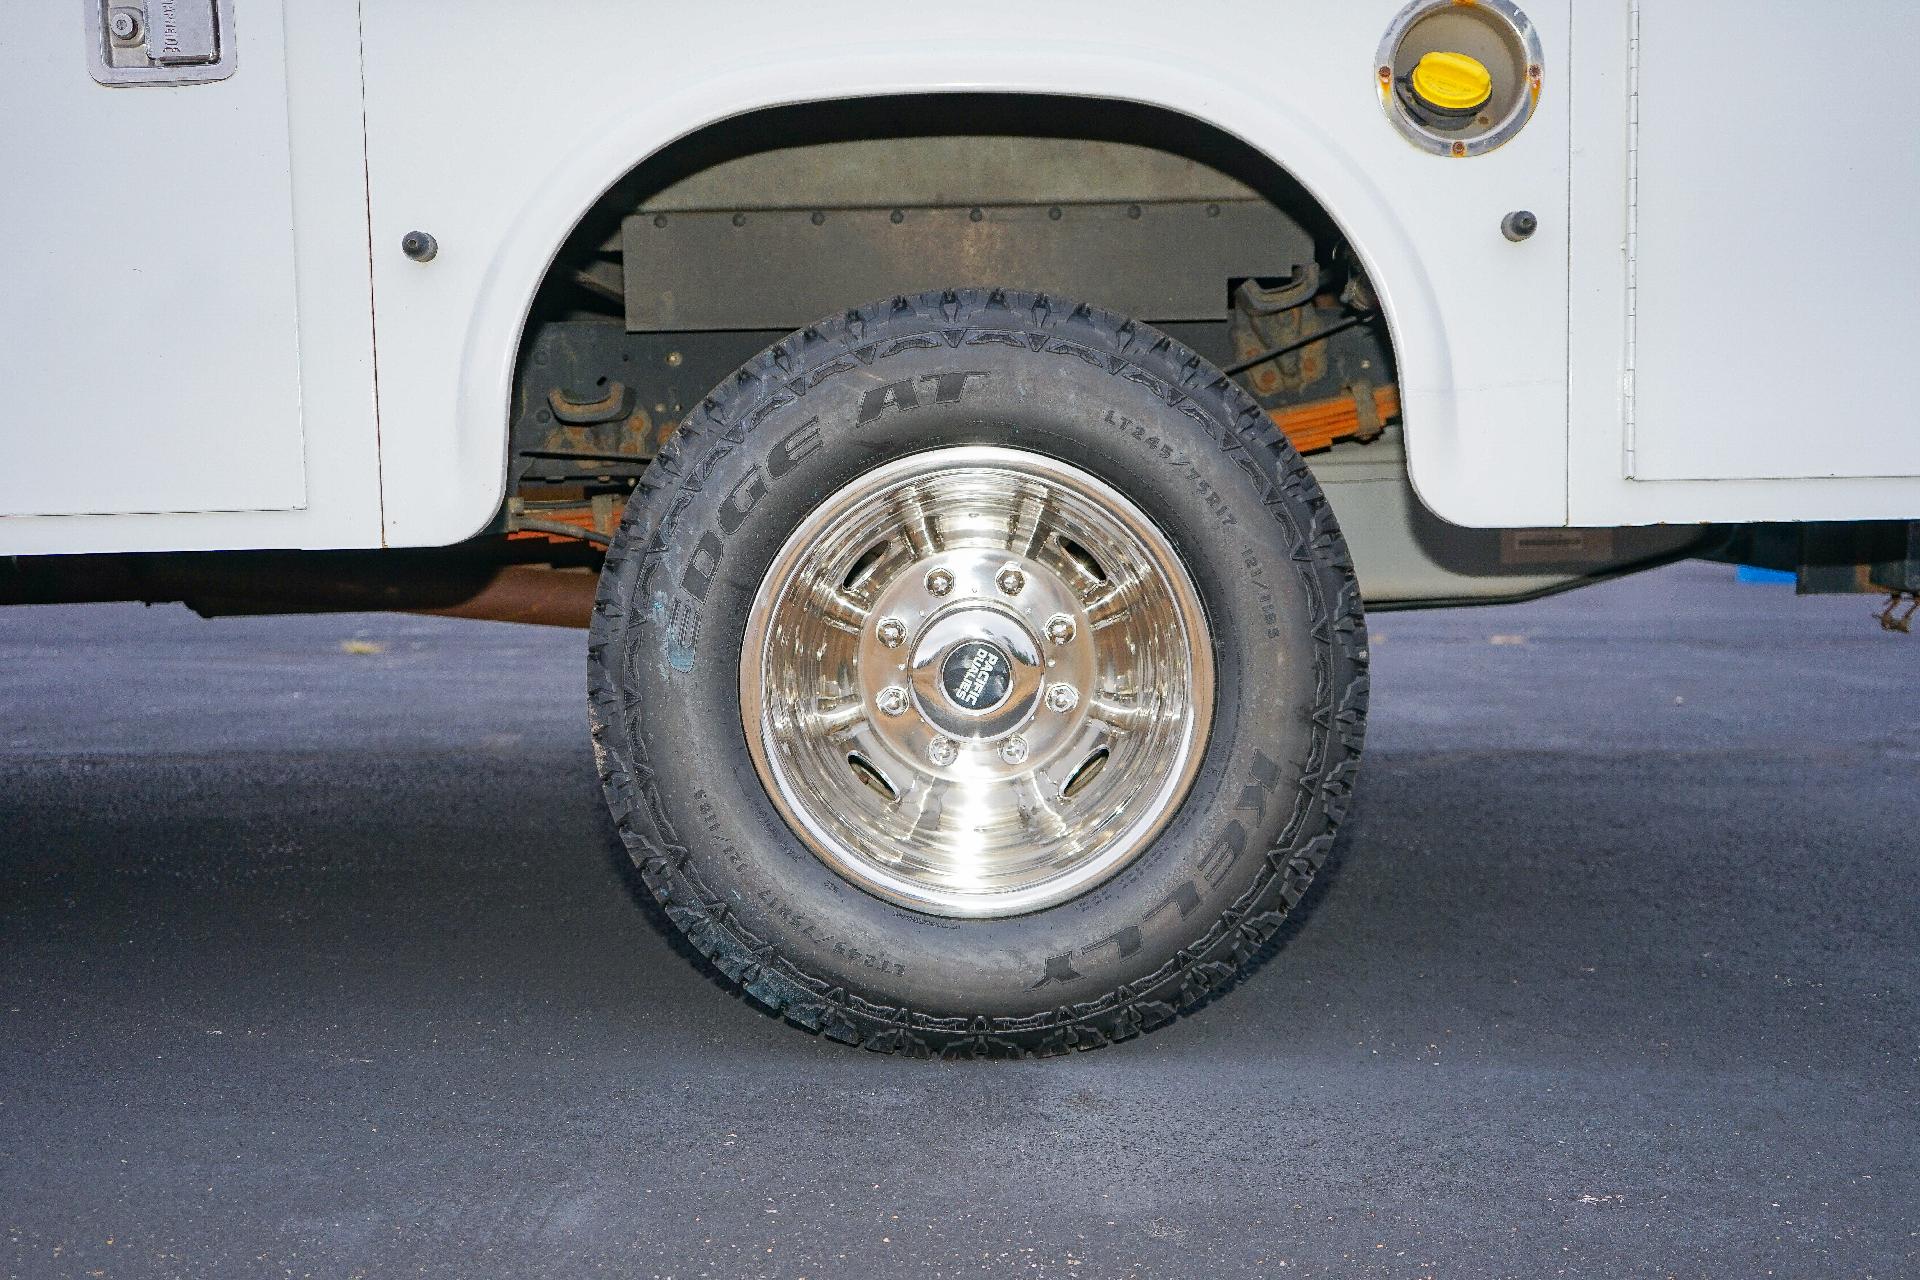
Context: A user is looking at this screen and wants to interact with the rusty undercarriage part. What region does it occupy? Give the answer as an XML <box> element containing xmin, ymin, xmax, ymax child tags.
<box><xmin>1270</xmin><ymin>384</ymin><xmax>1403</xmax><ymax>454</ymax></box>
<box><xmin>0</xmin><ymin>542</ymin><xmax>602</xmax><ymax>628</ymax></box>
<box><xmin>509</xmin><ymin>324</ymin><xmax>773</xmax><ymax>494</ymax></box>
<box><xmin>508</xmin><ymin>492</ymin><xmax>622</xmax><ymax>546</ymax></box>
<box><xmin>1226</xmin><ymin>258</ymin><xmax>1401</xmax><ymax>455</ymax></box>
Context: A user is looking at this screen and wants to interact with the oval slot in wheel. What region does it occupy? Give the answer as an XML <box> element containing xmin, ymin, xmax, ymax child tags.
<box><xmin>1059</xmin><ymin>746</ymin><xmax>1110</xmax><ymax>802</ymax></box>
<box><xmin>846</xmin><ymin>751</ymin><xmax>899</xmax><ymax>804</ymax></box>
<box><xmin>1056</xmin><ymin>534</ymin><xmax>1109</xmax><ymax>584</ymax></box>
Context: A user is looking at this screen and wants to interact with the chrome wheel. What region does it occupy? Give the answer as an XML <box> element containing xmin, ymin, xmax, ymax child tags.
<box><xmin>740</xmin><ymin>446</ymin><xmax>1214</xmax><ymax>918</ymax></box>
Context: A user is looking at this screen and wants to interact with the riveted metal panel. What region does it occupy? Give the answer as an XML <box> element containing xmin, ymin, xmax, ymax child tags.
<box><xmin>622</xmin><ymin>200</ymin><xmax>1312</xmax><ymax>332</ymax></box>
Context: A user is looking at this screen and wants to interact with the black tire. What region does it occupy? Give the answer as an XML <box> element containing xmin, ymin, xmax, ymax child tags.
<box><xmin>588</xmin><ymin>288</ymin><xmax>1367</xmax><ymax>1057</ymax></box>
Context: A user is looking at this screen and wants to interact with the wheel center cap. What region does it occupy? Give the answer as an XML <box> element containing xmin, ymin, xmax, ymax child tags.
<box><xmin>940</xmin><ymin>640</ymin><xmax>1012</xmax><ymax>712</ymax></box>
<box><xmin>901</xmin><ymin>602</ymin><xmax>1045</xmax><ymax>743</ymax></box>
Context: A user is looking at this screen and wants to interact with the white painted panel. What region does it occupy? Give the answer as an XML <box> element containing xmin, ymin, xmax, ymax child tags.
<box><xmin>363</xmin><ymin>0</ymin><xmax>1572</xmax><ymax>543</ymax></box>
<box><xmin>1629</xmin><ymin>2</ymin><xmax>1920</xmax><ymax>482</ymax></box>
<box><xmin>1567</xmin><ymin>0</ymin><xmax>1920</xmax><ymax>524</ymax></box>
<box><xmin>0</xmin><ymin>2</ymin><xmax>304</xmax><ymax>517</ymax></box>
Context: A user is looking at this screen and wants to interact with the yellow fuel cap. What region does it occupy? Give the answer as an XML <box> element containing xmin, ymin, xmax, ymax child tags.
<box><xmin>1409</xmin><ymin>50</ymin><xmax>1493</xmax><ymax>113</ymax></box>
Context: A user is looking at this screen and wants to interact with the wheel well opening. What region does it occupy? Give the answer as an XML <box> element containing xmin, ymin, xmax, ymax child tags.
<box><xmin>533</xmin><ymin>94</ymin><xmax>1349</xmax><ymax>322</ymax></box>
<box><xmin>506</xmin><ymin>91</ymin><xmax>1400</xmax><ymax>554</ymax></box>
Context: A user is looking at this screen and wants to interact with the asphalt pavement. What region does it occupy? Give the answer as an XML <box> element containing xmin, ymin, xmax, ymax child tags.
<box><xmin>2</xmin><ymin>562</ymin><xmax>1915</xmax><ymax>1278</ymax></box>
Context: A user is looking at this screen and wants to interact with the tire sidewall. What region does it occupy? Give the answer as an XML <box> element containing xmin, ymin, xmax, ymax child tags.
<box><xmin>595</xmin><ymin>298</ymin><xmax>1353</xmax><ymax>1023</ymax></box>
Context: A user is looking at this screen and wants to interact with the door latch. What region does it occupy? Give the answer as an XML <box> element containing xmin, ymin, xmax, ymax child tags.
<box><xmin>84</xmin><ymin>0</ymin><xmax>236</xmax><ymax>86</ymax></box>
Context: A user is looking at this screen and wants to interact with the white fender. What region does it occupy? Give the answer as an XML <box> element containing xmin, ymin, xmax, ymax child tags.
<box><xmin>360</xmin><ymin>2</ymin><xmax>1571</xmax><ymax>546</ymax></box>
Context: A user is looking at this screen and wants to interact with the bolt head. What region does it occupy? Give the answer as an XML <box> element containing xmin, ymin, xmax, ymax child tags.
<box><xmin>108</xmin><ymin>9</ymin><xmax>140</xmax><ymax>39</ymax></box>
<box><xmin>1502</xmin><ymin>210</ymin><xmax>1539</xmax><ymax>243</ymax></box>
<box><xmin>995</xmin><ymin>564</ymin><xmax>1026</xmax><ymax>596</ymax></box>
<box><xmin>1044</xmin><ymin>614</ymin><xmax>1076</xmax><ymax>645</ymax></box>
<box><xmin>400</xmin><ymin>230</ymin><xmax>438</xmax><ymax>263</ymax></box>
<box><xmin>876</xmin><ymin>686</ymin><xmax>909</xmax><ymax>716</ymax></box>
<box><xmin>998</xmin><ymin>736</ymin><xmax>1030</xmax><ymax>765</ymax></box>
<box><xmin>927</xmin><ymin>737</ymin><xmax>959</xmax><ymax>767</ymax></box>
<box><xmin>875</xmin><ymin>617</ymin><xmax>907</xmax><ymax>648</ymax></box>
<box><xmin>925</xmin><ymin>568</ymin><xmax>954</xmax><ymax>597</ymax></box>
<box><xmin>1045</xmin><ymin>682</ymin><xmax>1080</xmax><ymax>714</ymax></box>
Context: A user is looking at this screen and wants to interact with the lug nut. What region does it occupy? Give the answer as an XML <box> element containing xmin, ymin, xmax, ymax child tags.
<box><xmin>876</xmin><ymin>686</ymin><xmax>909</xmax><ymax>716</ymax></box>
<box><xmin>995</xmin><ymin>564</ymin><xmax>1026</xmax><ymax>595</ymax></box>
<box><xmin>1044</xmin><ymin>614</ymin><xmax>1076</xmax><ymax>645</ymax></box>
<box><xmin>999</xmin><ymin>736</ymin><xmax>1030</xmax><ymax>765</ymax></box>
<box><xmin>928</xmin><ymin>737</ymin><xmax>959</xmax><ymax>767</ymax></box>
<box><xmin>925</xmin><ymin>568</ymin><xmax>954</xmax><ymax>597</ymax></box>
<box><xmin>1045</xmin><ymin>682</ymin><xmax>1080</xmax><ymax>714</ymax></box>
<box><xmin>875</xmin><ymin>616</ymin><xmax>907</xmax><ymax>648</ymax></box>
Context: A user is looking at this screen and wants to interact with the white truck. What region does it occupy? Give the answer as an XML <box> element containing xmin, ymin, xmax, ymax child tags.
<box><xmin>4</xmin><ymin>1</ymin><xmax>1915</xmax><ymax>1054</ymax></box>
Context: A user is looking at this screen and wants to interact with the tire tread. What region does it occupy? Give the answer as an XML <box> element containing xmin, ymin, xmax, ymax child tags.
<box><xmin>587</xmin><ymin>288</ymin><xmax>1368</xmax><ymax>1057</ymax></box>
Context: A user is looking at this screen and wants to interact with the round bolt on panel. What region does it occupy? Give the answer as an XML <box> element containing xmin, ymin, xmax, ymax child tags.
<box><xmin>400</xmin><ymin>230</ymin><xmax>438</xmax><ymax>263</ymax></box>
<box><xmin>1501</xmin><ymin>209</ymin><xmax>1539</xmax><ymax>242</ymax></box>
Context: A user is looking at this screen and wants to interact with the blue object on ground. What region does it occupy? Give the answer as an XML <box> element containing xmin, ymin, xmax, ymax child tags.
<box><xmin>1736</xmin><ymin>565</ymin><xmax>1797</xmax><ymax>585</ymax></box>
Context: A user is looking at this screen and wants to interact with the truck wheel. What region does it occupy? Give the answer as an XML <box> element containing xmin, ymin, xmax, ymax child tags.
<box><xmin>588</xmin><ymin>289</ymin><xmax>1367</xmax><ymax>1056</ymax></box>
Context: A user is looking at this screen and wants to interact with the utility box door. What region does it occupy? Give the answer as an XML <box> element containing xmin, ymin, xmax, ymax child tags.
<box><xmin>1625</xmin><ymin>2</ymin><xmax>1920</xmax><ymax>482</ymax></box>
<box><xmin>0</xmin><ymin>3</ymin><xmax>305</xmax><ymax>517</ymax></box>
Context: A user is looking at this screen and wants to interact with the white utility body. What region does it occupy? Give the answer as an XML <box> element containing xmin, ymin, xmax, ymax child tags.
<box><xmin>2</xmin><ymin>1</ymin><xmax>1916</xmax><ymax>557</ymax></box>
